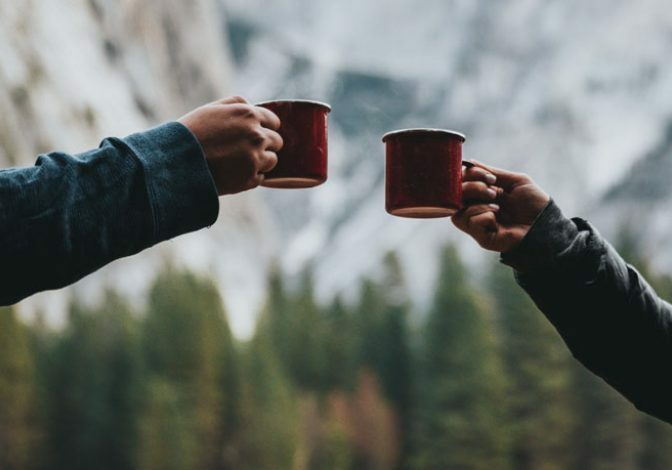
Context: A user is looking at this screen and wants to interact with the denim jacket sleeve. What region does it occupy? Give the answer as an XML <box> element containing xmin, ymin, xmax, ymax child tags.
<box><xmin>0</xmin><ymin>121</ymin><xmax>219</xmax><ymax>305</ymax></box>
<box><xmin>501</xmin><ymin>200</ymin><xmax>672</xmax><ymax>423</ymax></box>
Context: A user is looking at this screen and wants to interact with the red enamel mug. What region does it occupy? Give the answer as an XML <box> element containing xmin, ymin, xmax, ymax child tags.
<box><xmin>383</xmin><ymin>128</ymin><xmax>472</xmax><ymax>218</ymax></box>
<box><xmin>256</xmin><ymin>99</ymin><xmax>331</xmax><ymax>188</ymax></box>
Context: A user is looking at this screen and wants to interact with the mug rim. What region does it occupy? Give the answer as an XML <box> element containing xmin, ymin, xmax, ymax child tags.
<box><xmin>256</xmin><ymin>99</ymin><xmax>332</xmax><ymax>112</ymax></box>
<box><xmin>382</xmin><ymin>128</ymin><xmax>466</xmax><ymax>143</ymax></box>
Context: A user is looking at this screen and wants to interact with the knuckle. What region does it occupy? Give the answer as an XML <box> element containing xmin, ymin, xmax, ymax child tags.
<box><xmin>452</xmin><ymin>214</ymin><xmax>467</xmax><ymax>229</ymax></box>
<box><xmin>239</xmin><ymin>151</ymin><xmax>259</xmax><ymax>173</ymax></box>
<box><xmin>465</xmin><ymin>181</ymin><xmax>487</xmax><ymax>191</ymax></box>
<box><xmin>468</xmin><ymin>167</ymin><xmax>485</xmax><ymax>178</ymax></box>
<box><xmin>231</xmin><ymin>103</ymin><xmax>258</xmax><ymax>119</ymax></box>
<box><xmin>227</xmin><ymin>103</ymin><xmax>246</xmax><ymax>113</ymax></box>
<box><xmin>247</xmin><ymin>155</ymin><xmax>260</xmax><ymax>172</ymax></box>
<box><xmin>479</xmin><ymin>211</ymin><xmax>494</xmax><ymax>222</ymax></box>
<box><xmin>244</xmin><ymin>107</ymin><xmax>259</xmax><ymax>120</ymax></box>
<box><xmin>465</xmin><ymin>207</ymin><xmax>480</xmax><ymax>217</ymax></box>
<box><xmin>465</xmin><ymin>168</ymin><xmax>486</xmax><ymax>180</ymax></box>
<box><xmin>247</xmin><ymin>128</ymin><xmax>266</xmax><ymax>144</ymax></box>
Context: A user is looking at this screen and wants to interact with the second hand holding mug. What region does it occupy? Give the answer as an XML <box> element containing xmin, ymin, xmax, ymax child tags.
<box><xmin>256</xmin><ymin>99</ymin><xmax>331</xmax><ymax>188</ymax></box>
<box><xmin>383</xmin><ymin>128</ymin><xmax>473</xmax><ymax>218</ymax></box>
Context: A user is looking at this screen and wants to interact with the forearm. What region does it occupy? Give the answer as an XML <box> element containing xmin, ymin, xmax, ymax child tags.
<box><xmin>0</xmin><ymin>122</ymin><xmax>219</xmax><ymax>305</ymax></box>
<box><xmin>502</xmin><ymin>201</ymin><xmax>672</xmax><ymax>422</ymax></box>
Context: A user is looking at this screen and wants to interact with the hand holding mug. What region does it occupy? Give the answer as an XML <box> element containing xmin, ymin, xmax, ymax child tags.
<box><xmin>452</xmin><ymin>162</ymin><xmax>550</xmax><ymax>253</ymax></box>
<box><xmin>179</xmin><ymin>96</ymin><xmax>283</xmax><ymax>195</ymax></box>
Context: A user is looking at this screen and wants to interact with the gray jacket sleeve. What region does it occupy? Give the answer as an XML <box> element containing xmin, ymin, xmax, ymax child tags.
<box><xmin>501</xmin><ymin>200</ymin><xmax>672</xmax><ymax>423</ymax></box>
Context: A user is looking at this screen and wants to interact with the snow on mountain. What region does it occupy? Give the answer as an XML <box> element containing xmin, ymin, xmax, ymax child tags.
<box><xmin>3</xmin><ymin>0</ymin><xmax>672</xmax><ymax>337</ymax></box>
<box><xmin>222</xmin><ymin>0</ymin><xmax>672</xmax><ymax>315</ymax></box>
<box><xmin>0</xmin><ymin>0</ymin><xmax>275</xmax><ymax>338</ymax></box>
<box><xmin>590</xmin><ymin>119</ymin><xmax>672</xmax><ymax>273</ymax></box>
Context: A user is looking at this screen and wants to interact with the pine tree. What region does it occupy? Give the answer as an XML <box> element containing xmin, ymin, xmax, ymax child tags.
<box><xmin>638</xmin><ymin>414</ymin><xmax>672</xmax><ymax>470</ymax></box>
<box><xmin>46</xmin><ymin>292</ymin><xmax>141</xmax><ymax>470</ymax></box>
<box><xmin>265</xmin><ymin>265</ymin><xmax>292</xmax><ymax>376</ymax></box>
<box><xmin>571</xmin><ymin>366</ymin><xmax>641</xmax><ymax>470</ymax></box>
<box><xmin>0</xmin><ymin>306</ymin><xmax>43</xmax><ymax>470</ymax></box>
<box><xmin>377</xmin><ymin>252</ymin><xmax>414</xmax><ymax>467</ymax></box>
<box><xmin>353</xmin><ymin>254</ymin><xmax>413</xmax><ymax>415</ymax></box>
<box><xmin>141</xmin><ymin>268</ymin><xmax>238</xmax><ymax>470</ymax></box>
<box><xmin>414</xmin><ymin>246</ymin><xmax>509</xmax><ymax>469</ymax></box>
<box><xmin>262</xmin><ymin>267</ymin><xmax>325</xmax><ymax>391</ymax></box>
<box><xmin>287</xmin><ymin>269</ymin><xmax>325</xmax><ymax>390</ymax></box>
<box><xmin>354</xmin><ymin>278</ymin><xmax>385</xmax><ymax>375</ymax></box>
<box><xmin>237</xmin><ymin>322</ymin><xmax>299</xmax><ymax>469</ymax></box>
<box><xmin>321</xmin><ymin>415</ymin><xmax>353</xmax><ymax>470</ymax></box>
<box><xmin>489</xmin><ymin>262</ymin><xmax>576</xmax><ymax>470</ymax></box>
<box><xmin>137</xmin><ymin>378</ymin><xmax>196</xmax><ymax>470</ymax></box>
<box><xmin>42</xmin><ymin>292</ymin><xmax>139</xmax><ymax>469</ymax></box>
<box><xmin>322</xmin><ymin>296</ymin><xmax>356</xmax><ymax>392</ymax></box>
<box><xmin>349</xmin><ymin>371</ymin><xmax>400</xmax><ymax>470</ymax></box>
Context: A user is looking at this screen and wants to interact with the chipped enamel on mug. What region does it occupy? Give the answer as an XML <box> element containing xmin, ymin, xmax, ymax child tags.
<box><xmin>383</xmin><ymin>128</ymin><xmax>470</xmax><ymax>218</ymax></box>
<box><xmin>256</xmin><ymin>99</ymin><xmax>331</xmax><ymax>189</ymax></box>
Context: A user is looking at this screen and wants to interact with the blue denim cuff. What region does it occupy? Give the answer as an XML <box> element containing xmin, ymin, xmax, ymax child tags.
<box><xmin>121</xmin><ymin>121</ymin><xmax>219</xmax><ymax>242</ymax></box>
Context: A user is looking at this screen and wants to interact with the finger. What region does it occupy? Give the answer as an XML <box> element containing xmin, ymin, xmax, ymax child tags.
<box><xmin>264</xmin><ymin>129</ymin><xmax>284</xmax><ymax>152</ymax></box>
<box><xmin>451</xmin><ymin>205</ymin><xmax>498</xmax><ymax>230</ymax></box>
<box><xmin>470</xmin><ymin>160</ymin><xmax>528</xmax><ymax>190</ymax></box>
<box><xmin>462</xmin><ymin>165</ymin><xmax>497</xmax><ymax>185</ymax></box>
<box><xmin>462</xmin><ymin>181</ymin><xmax>500</xmax><ymax>202</ymax></box>
<box><xmin>461</xmin><ymin>203</ymin><xmax>500</xmax><ymax>218</ymax></box>
<box><xmin>245</xmin><ymin>173</ymin><xmax>265</xmax><ymax>191</ymax></box>
<box><xmin>258</xmin><ymin>151</ymin><xmax>278</xmax><ymax>173</ymax></box>
<box><xmin>468</xmin><ymin>211</ymin><xmax>499</xmax><ymax>233</ymax></box>
<box><xmin>255</xmin><ymin>106</ymin><xmax>282</xmax><ymax>130</ymax></box>
<box><xmin>451</xmin><ymin>208</ymin><xmax>471</xmax><ymax>233</ymax></box>
<box><xmin>216</xmin><ymin>95</ymin><xmax>249</xmax><ymax>105</ymax></box>
<box><xmin>452</xmin><ymin>211</ymin><xmax>467</xmax><ymax>228</ymax></box>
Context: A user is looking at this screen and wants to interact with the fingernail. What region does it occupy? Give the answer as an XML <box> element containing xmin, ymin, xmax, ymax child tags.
<box><xmin>485</xmin><ymin>174</ymin><xmax>497</xmax><ymax>184</ymax></box>
<box><xmin>488</xmin><ymin>204</ymin><xmax>500</xmax><ymax>211</ymax></box>
<box><xmin>487</xmin><ymin>188</ymin><xmax>497</xmax><ymax>199</ymax></box>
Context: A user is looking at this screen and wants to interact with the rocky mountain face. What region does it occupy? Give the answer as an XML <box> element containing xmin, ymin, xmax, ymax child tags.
<box><xmin>223</xmin><ymin>0</ymin><xmax>672</xmax><ymax>316</ymax></box>
<box><xmin>0</xmin><ymin>0</ymin><xmax>274</xmax><ymax>337</ymax></box>
<box><xmin>3</xmin><ymin>0</ymin><xmax>672</xmax><ymax>336</ymax></box>
<box><xmin>592</xmin><ymin>119</ymin><xmax>672</xmax><ymax>272</ymax></box>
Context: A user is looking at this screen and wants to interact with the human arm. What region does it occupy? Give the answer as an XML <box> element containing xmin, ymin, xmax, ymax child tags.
<box><xmin>453</xmin><ymin>163</ymin><xmax>672</xmax><ymax>422</ymax></box>
<box><xmin>0</xmin><ymin>96</ymin><xmax>281</xmax><ymax>305</ymax></box>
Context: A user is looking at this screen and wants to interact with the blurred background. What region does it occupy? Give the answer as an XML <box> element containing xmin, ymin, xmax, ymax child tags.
<box><xmin>2</xmin><ymin>0</ymin><xmax>672</xmax><ymax>468</ymax></box>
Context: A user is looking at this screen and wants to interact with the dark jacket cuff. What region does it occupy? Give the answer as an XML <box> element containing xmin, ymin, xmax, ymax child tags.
<box><xmin>121</xmin><ymin>121</ymin><xmax>219</xmax><ymax>242</ymax></box>
<box><xmin>500</xmin><ymin>199</ymin><xmax>579</xmax><ymax>273</ymax></box>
